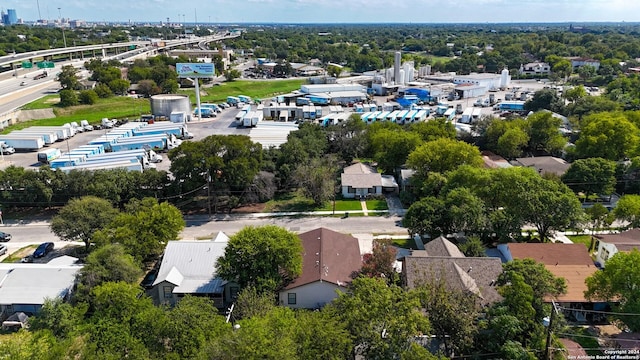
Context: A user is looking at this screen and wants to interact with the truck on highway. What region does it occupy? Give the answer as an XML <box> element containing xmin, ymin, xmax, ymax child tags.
<box><xmin>33</xmin><ymin>71</ymin><xmax>48</xmax><ymax>80</ymax></box>
<box><xmin>37</xmin><ymin>148</ymin><xmax>62</xmax><ymax>164</ymax></box>
<box><xmin>56</xmin><ymin>160</ymin><xmax>144</xmax><ymax>174</ymax></box>
<box><xmin>0</xmin><ymin>141</ymin><xmax>16</xmax><ymax>154</ymax></box>
<box><xmin>0</xmin><ymin>135</ymin><xmax>45</xmax><ymax>151</ymax></box>
<box><xmin>10</xmin><ymin>130</ymin><xmax>59</xmax><ymax>144</ymax></box>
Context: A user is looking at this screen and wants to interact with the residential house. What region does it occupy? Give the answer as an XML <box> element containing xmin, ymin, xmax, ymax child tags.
<box><xmin>594</xmin><ymin>228</ymin><xmax>640</xmax><ymax>267</ymax></box>
<box><xmin>341</xmin><ymin>162</ymin><xmax>398</xmax><ymax>199</ymax></box>
<box><xmin>511</xmin><ymin>156</ymin><xmax>570</xmax><ymax>177</ymax></box>
<box><xmin>279</xmin><ymin>228</ymin><xmax>362</xmax><ymax>309</ymax></box>
<box><xmin>498</xmin><ymin>243</ymin><xmax>599</xmax><ymax>321</ymax></box>
<box><xmin>569</xmin><ymin>57</ymin><xmax>601</xmax><ymax>71</ymax></box>
<box><xmin>481</xmin><ymin>151</ymin><xmax>512</xmax><ymax>169</ymax></box>
<box><xmin>519</xmin><ymin>62</ymin><xmax>551</xmax><ymax>75</ymax></box>
<box><xmin>151</xmin><ymin>239</ymin><xmax>238</xmax><ymax>309</ymax></box>
<box><xmin>402</xmin><ymin>236</ymin><xmax>503</xmax><ymax>307</ymax></box>
<box><xmin>0</xmin><ymin>256</ymin><xmax>82</xmax><ymax>318</ymax></box>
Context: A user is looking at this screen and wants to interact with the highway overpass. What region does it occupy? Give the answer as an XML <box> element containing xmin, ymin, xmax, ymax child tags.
<box><xmin>0</xmin><ymin>33</ymin><xmax>238</xmax><ymax>69</ymax></box>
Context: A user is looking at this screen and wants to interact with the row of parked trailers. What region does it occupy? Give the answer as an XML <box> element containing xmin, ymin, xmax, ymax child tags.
<box><xmin>0</xmin><ymin>124</ymin><xmax>82</xmax><ymax>151</ymax></box>
<box><xmin>43</xmin><ymin>121</ymin><xmax>187</xmax><ymax>173</ymax></box>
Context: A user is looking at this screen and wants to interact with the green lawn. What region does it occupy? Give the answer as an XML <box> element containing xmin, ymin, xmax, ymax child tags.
<box><xmin>4</xmin><ymin>96</ymin><xmax>151</xmax><ymax>133</ymax></box>
<box><xmin>567</xmin><ymin>235</ymin><xmax>594</xmax><ymax>251</ymax></box>
<box><xmin>366</xmin><ymin>200</ymin><xmax>388</xmax><ymax>211</ymax></box>
<box><xmin>10</xmin><ymin>79</ymin><xmax>303</xmax><ymax>133</ymax></box>
<box><xmin>180</xmin><ymin>79</ymin><xmax>305</xmax><ymax>103</ymax></box>
<box><xmin>392</xmin><ymin>238</ymin><xmax>419</xmax><ymax>249</ymax></box>
<box><xmin>317</xmin><ymin>200</ymin><xmax>364</xmax><ymax>212</ymax></box>
<box><xmin>263</xmin><ymin>192</ymin><xmax>317</xmax><ymax>212</ymax></box>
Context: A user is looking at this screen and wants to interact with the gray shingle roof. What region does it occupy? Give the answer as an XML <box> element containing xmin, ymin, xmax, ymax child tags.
<box><xmin>403</xmin><ymin>256</ymin><xmax>503</xmax><ymax>306</ymax></box>
<box><xmin>423</xmin><ymin>236</ymin><xmax>465</xmax><ymax>257</ymax></box>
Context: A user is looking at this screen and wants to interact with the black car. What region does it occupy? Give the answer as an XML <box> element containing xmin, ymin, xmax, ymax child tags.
<box><xmin>33</xmin><ymin>242</ymin><xmax>54</xmax><ymax>258</ymax></box>
<box><xmin>0</xmin><ymin>231</ymin><xmax>11</xmax><ymax>242</ymax></box>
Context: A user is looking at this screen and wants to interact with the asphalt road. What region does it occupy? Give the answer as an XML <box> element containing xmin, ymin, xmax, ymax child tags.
<box><xmin>0</xmin><ymin>213</ymin><xmax>407</xmax><ymax>260</ymax></box>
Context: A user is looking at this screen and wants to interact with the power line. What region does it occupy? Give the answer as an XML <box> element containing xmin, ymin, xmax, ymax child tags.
<box><xmin>556</xmin><ymin>305</ymin><xmax>640</xmax><ymax>317</ymax></box>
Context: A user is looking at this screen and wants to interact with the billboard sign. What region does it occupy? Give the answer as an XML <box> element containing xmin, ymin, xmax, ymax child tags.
<box><xmin>176</xmin><ymin>63</ymin><xmax>215</xmax><ymax>78</ymax></box>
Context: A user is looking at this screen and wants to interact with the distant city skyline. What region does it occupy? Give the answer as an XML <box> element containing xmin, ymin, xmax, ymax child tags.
<box><xmin>1</xmin><ymin>0</ymin><xmax>639</xmax><ymax>24</ymax></box>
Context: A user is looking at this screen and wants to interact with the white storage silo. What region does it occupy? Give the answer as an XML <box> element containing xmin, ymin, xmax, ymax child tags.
<box><xmin>150</xmin><ymin>94</ymin><xmax>192</xmax><ymax>118</ymax></box>
<box><xmin>394</xmin><ymin>51</ymin><xmax>401</xmax><ymax>84</ymax></box>
<box><xmin>500</xmin><ymin>67</ymin><xmax>510</xmax><ymax>89</ymax></box>
<box><xmin>399</xmin><ymin>69</ymin><xmax>405</xmax><ymax>86</ymax></box>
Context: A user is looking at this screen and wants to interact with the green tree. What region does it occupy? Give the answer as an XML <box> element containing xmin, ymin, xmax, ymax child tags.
<box><xmin>444</xmin><ymin>187</ymin><xmax>488</xmax><ymax>236</ymax></box>
<box><xmin>93</xmin><ymin>198</ymin><xmax>185</xmax><ymax>262</ymax></box>
<box><xmin>50</xmin><ymin>196</ymin><xmax>119</xmax><ymax>251</ymax></box>
<box><xmin>58</xmin><ymin>89</ymin><xmax>79</xmax><ymax>107</ymax></box>
<box><xmin>409</xmin><ymin>118</ymin><xmax>456</xmax><ymax>142</ymax></box>
<box><xmin>526</xmin><ymin>111</ymin><xmax>566</xmax><ymax>154</ymax></box>
<box><xmin>108</xmin><ymin>78</ymin><xmax>131</xmax><ymax>95</ymax></box>
<box><xmin>326</xmin><ymin>277</ymin><xmax>430</xmax><ymax>360</ymax></box>
<box><xmin>497</xmin><ymin>127</ymin><xmax>529</xmax><ymax>159</ymax></box>
<box><xmin>93</xmin><ymin>83</ymin><xmax>113</xmax><ymax>98</ymax></box>
<box><xmin>585</xmin><ymin>249</ymin><xmax>640</xmax><ymax>331</ymax></box>
<box><xmin>562</xmin><ymin>157</ymin><xmax>617</xmax><ymax>199</ymax></box>
<box><xmin>78</xmin><ymin>89</ymin><xmax>98</xmax><ymax>105</ymax></box>
<box><xmin>327</xmin><ymin>64</ymin><xmax>342</xmax><ymax>77</ymax></box>
<box><xmin>57</xmin><ymin>64</ymin><xmax>79</xmax><ymax>90</ymax></box>
<box><xmin>30</xmin><ymin>298</ymin><xmax>87</xmax><ymax>338</ymax></box>
<box><xmin>416</xmin><ymin>280</ymin><xmax>479</xmax><ymax>357</ymax></box>
<box><xmin>76</xmin><ymin>243</ymin><xmax>143</xmax><ymax>300</ymax></box>
<box><xmin>407</xmin><ymin>138</ymin><xmax>483</xmax><ymax>177</ymax></box>
<box><xmin>499</xmin><ymin>259</ymin><xmax>567</xmax><ymax>323</ymax></box>
<box><xmin>403</xmin><ymin>196</ymin><xmax>447</xmax><ymax>239</ymax></box>
<box><xmin>458</xmin><ymin>236</ymin><xmax>486</xmax><ymax>257</ymax></box>
<box><xmin>234</xmin><ymin>286</ymin><xmax>276</xmax><ymax>320</ymax></box>
<box><xmin>369</xmin><ymin>126</ymin><xmax>422</xmax><ymax>174</ymax></box>
<box><xmin>574</xmin><ymin>113</ymin><xmax>639</xmax><ymax>160</ymax></box>
<box><xmin>524</xmin><ymin>88</ymin><xmax>564</xmax><ymax>113</ymax></box>
<box><xmin>216</xmin><ymin>225</ymin><xmax>303</xmax><ymax>293</ymax></box>
<box><xmin>224</xmin><ymin>69</ymin><xmax>241</xmax><ymax>81</ymax></box>
<box><xmin>293</xmin><ymin>155</ymin><xmax>338</xmax><ymax>206</ymax></box>
<box><xmin>613</xmin><ymin>194</ymin><xmax>640</xmax><ymax>228</ymax></box>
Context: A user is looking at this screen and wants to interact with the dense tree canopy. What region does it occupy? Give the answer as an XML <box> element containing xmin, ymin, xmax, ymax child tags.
<box><xmin>216</xmin><ymin>225</ymin><xmax>303</xmax><ymax>293</ymax></box>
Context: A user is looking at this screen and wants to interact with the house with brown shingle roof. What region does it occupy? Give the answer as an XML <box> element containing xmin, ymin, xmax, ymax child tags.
<box><xmin>340</xmin><ymin>162</ymin><xmax>398</xmax><ymax>199</ymax></box>
<box><xmin>594</xmin><ymin>228</ymin><xmax>640</xmax><ymax>267</ymax></box>
<box><xmin>402</xmin><ymin>237</ymin><xmax>503</xmax><ymax>306</ymax></box>
<box><xmin>511</xmin><ymin>156</ymin><xmax>570</xmax><ymax>177</ymax></box>
<box><xmin>279</xmin><ymin>228</ymin><xmax>362</xmax><ymax>309</ymax></box>
<box><xmin>498</xmin><ymin>242</ymin><xmax>599</xmax><ymax>322</ymax></box>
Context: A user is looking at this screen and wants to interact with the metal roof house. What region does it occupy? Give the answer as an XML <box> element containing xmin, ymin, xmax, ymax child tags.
<box><xmin>151</xmin><ymin>239</ymin><xmax>238</xmax><ymax>308</ymax></box>
<box><xmin>0</xmin><ymin>258</ymin><xmax>82</xmax><ymax>317</ymax></box>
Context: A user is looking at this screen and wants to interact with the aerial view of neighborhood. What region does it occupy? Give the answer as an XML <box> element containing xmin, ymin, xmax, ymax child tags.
<box><xmin>2</xmin><ymin>1</ymin><xmax>640</xmax><ymax>359</ymax></box>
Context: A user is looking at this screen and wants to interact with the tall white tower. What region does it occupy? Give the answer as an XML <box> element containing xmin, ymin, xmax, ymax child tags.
<box><xmin>394</xmin><ymin>51</ymin><xmax>401</xmax><ymax>85</ymax></box>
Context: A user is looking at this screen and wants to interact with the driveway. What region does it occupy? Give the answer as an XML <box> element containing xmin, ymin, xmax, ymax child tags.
<box><xmin>385</xmin><ymin>194</ymin><xmax>406</xmax><ymax>216</ymax></box>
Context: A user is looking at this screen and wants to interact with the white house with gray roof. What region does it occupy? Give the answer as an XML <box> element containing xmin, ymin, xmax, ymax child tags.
<box><xmin>151</xmin><ymin>239</ymin><xmax>238</xmax><ymax>308</ymax></box>
<box><xmin>341</xmin><ymin>162</ymin><xmax>398</xmax><ymax>199</ymax></box>
<box><xmin>0</xmin><ymin>257</ymin><xmax>82</xmax><ymax>317</ymax></box>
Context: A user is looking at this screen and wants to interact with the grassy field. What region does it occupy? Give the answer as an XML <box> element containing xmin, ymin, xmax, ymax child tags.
<box><xmin>317</xmin><ymin>200</ymin><xmax>364</xmax><ymax>212</ymax></box>
<box><xmin>8</xmin><ymin>79</ymin><xmax>305</xmax><ymax>133</ymax></box>
<box><xmin>180</xmin><ymin>79</ymin><xmax>306</xmax><ymax>103</ymax></box>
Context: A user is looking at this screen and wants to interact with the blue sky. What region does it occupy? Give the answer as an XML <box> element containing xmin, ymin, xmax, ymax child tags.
<box><xmin>3</xmin><ymin>0</ymin><xmax>639</xmax><ymax>24</ymax></box>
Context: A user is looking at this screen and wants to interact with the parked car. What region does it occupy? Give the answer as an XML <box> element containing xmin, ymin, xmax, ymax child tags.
<box><xmin>0</xmin><ymin>244</ymin><xmax>6</xmax><ymax>256</ymax></box>
<box><xmin>33</xmin><ymin>242</ymin><xmax>54</xmax><ymax>258</ymax></box>
<box><xmin>0</xmin><ymin>231</ymin><xmax>11</xmax><ymax>242</ymax></box>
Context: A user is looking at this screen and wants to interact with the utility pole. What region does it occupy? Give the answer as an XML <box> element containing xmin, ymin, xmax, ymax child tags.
<box><xmin>57</xmin><ymin>8</ymin><xmax>67</xmax><ymax>48</ymax></box>
<box><xmin>544</xmin><ymin>300</ymin><xmax>558</xmax><ymax>360</ymax></box>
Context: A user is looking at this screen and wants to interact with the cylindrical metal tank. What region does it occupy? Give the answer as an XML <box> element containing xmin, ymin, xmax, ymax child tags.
<box><xmin>500</xmin><ymin>67</ymin><xmax>510</xmax><ymax>89</ymax></box>
<box><xmin>150</xmin><ymin>94</ymin><xmax>192</xmax><ymax>118</ymax></box>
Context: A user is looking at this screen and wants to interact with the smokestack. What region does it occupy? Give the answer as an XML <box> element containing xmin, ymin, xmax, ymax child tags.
<box><xmin>394</xmin><ymin>51</ymin><xmax>401</xmax><ymax>85</ymax></box>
